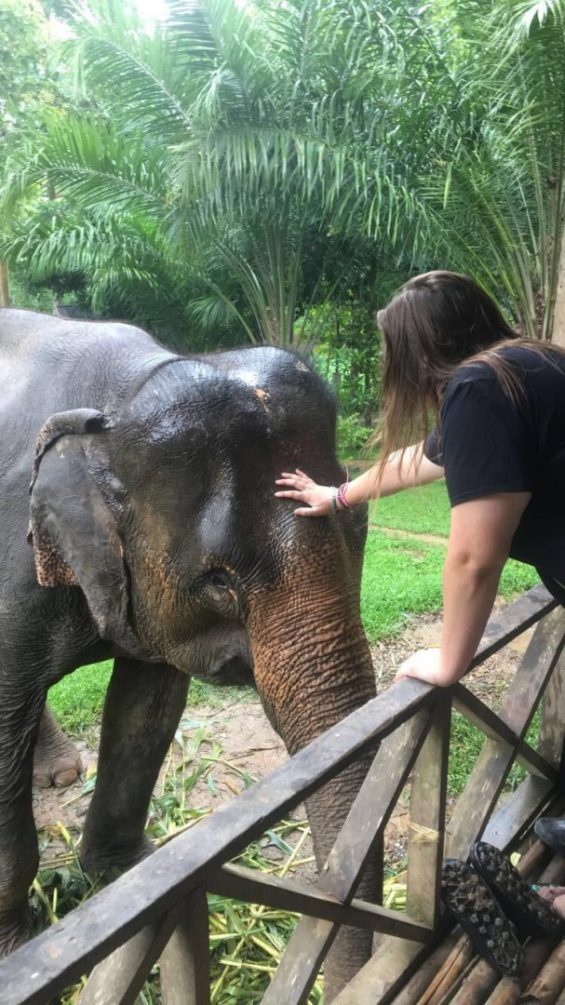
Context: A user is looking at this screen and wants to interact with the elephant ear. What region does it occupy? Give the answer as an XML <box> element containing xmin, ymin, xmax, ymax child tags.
<box><xmin>29</xmin><ymin>410</ymin><xmax>143</xmax><ymax>655</ymax></box>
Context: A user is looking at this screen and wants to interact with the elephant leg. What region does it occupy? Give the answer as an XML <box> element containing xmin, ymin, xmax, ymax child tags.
<box><xmin>0</xmin><ymin>684</ymin><xmax>44</xmax><ymax>955</ymax></box>
<box><xmin>33</xmin><ymin>703</ymin><xmax>83</xmax><ymax>789</ymax></box>
<box><xmin>79</xmin><ymin>658</ymin><xmax>189</xmax><ymax>875</ymax></box>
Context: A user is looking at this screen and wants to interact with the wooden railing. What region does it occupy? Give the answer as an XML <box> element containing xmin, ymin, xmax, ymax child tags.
<box><xmin>1</xmin><ymin>585</ymin><xmax>564</xmax><ymax>1005</ymax></box>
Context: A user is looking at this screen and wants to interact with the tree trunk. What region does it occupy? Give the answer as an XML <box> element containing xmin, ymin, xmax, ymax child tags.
<box><xmin>551</xmin><ymin>232</ymin><xmax>565</xmax><ymax>346</ymax></box>
<box><xmin>0</xmin><ymin>260</ymin><xmax>9</xmax><ymax>307</ymax></box>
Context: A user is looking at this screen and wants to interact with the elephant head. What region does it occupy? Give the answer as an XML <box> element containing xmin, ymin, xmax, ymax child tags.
<box><xmin>29</xmin><ymin>348</ymin><xmax>376</xmax><ymax>997</ymax></box>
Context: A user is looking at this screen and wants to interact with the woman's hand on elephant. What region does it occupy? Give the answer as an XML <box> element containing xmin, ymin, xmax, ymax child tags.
<box><xmin>275</xmin><ymin>468</ymin><xmax>335</xmax><ymax>517</ymax></box>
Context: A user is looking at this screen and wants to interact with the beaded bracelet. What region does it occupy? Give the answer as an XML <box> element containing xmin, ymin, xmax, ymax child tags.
<box><xmin>336</xmin><ymin>482</ymin><xmax>351</xmax><ymax>510</ymax></box>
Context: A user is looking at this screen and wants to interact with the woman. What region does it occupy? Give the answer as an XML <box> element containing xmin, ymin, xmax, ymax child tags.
<box><xmin>276</xmin><ymin>270</ymin><xmax>565</xmax><ymax>686</ymax></box>
<box><xmin>276</xmin><ymin>269</ymin><xmax>565</xmax><ymax>917</ymax></box>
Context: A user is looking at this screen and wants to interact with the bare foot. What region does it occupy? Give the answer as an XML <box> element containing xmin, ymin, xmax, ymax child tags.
<box><xmin>33</xmin><ymin>705</ymin><xmax>82</xmax><ymax>788</ymax></box>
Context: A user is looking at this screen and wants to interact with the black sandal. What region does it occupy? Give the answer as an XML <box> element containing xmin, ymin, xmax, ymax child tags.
<box><xmin>440</xmin><ymin>859</ymin><xmax>522</xmax><ymax>975</ymax></box>
<box><xmin>470</xmin><ymin>841</ymin><xmax>563</xmax><ymax>940</ymax></box>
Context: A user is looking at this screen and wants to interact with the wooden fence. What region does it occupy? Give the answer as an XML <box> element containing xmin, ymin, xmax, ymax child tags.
<box><xmin>1</xmin><ymin>584</ymin><xmax>564</xmax><ymax>1005</ymax></box>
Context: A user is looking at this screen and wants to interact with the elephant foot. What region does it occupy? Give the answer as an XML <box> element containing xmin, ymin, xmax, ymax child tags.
<box><xmin>79</xmin><ymin>835</ymin><xmax>153</xmax><ymax>878</ymax></box>
<box><xmin>33</xmin><ymin>705</ymin><xmax>82</xmax><ymax>789</ymax></box>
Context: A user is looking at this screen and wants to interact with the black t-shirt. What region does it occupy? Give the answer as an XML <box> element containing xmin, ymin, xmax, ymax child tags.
<box><xmin>424</xmin><ymin>344</ymin><xmax>565</xmax><ymax>600</ymax></box>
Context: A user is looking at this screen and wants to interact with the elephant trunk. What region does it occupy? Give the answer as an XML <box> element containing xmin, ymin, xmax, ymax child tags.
<box><xmin>247</xmin><ymin>568</ymin><xmax>377</xmax><ymax>1000</ymax></box>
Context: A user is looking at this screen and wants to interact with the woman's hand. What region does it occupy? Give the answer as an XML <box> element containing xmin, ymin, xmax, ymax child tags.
<box><xmin>394</xmin><ymin>648</ymin><xmax>460</xmax><ymax>687</ymax></box>
<box><xmin>275</xmin><ymin>468</ymin><xmax>335</xmax><ymax>516</ymax></box>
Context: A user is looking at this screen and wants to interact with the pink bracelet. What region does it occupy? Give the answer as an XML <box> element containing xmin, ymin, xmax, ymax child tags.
<box><xmin>336</xmin><ymin>482</ymin><xmax>351</xmax><ymax>510</ymax></box>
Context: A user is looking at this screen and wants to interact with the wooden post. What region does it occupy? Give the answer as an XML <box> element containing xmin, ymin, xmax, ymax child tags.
<box><xmin>160</xmin><ymin>886</ymin><xmax>210</xmax><ymax>1005</ymax></box>
<box><xmin>77</xmin><ymin>908</ymin><xmax>179</xmax><ymax>1005</ymax></box>
<box><xmin>407</xmin><ymin>693</ymin><xmax>451</xmax><ymax>928</ymax></box>
<box><xmin>539</xmin><ymin>643</ymin><xmax>565</xmax><ymax>773</ymax></box>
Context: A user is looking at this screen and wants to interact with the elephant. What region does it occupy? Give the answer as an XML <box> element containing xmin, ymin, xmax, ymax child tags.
<box><xmin>0</xmin><ymin>308</ymin><xmax>377</xmax><ymax>999</ymax></box>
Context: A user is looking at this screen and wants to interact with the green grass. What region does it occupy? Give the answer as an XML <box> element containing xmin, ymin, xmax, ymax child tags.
<box><xmin>361</xmin><ymin>531</ymin><xmax>445</xmax><ymax>640</ymax></box>
<box><xmin>49</xmin><ymin>662</ymin><xmax>112</xmax><ymax>735</ymax></box>
<box><xmin>49</xmin><ymin>666</ymin><xmax>234</xmax><ymax>735</ymax></box>
<box><xmin>361</xmin><ymin>526</ymin><xmax>539</xmax><ymax>643</ymax></box>
<box><xmin>369</xmin><ymin>480</ymin><xmax>452</xmax><ymax>537</ymax></box>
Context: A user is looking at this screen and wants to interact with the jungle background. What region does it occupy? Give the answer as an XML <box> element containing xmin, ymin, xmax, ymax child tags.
<box><xmin>2</xmin><ymin>0</ymin><xmax>565</xmax><ymax>449</ymax></box>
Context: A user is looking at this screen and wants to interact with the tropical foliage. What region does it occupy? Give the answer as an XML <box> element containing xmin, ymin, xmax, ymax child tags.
<box><xmin>1</xmin><ymin>0</ymin><xmax>565</xmax><ymax>410</ymax></box>
<box><xmin>423</xmin><ymin>0</ymin><xmax>565</xmax><ymax>341</ymax></box>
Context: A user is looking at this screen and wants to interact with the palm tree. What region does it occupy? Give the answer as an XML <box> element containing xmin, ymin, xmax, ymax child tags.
<box><xmin>422</xmin><ymin>0</ymin><xmax>565</xmax><ymax>342</ymax></box>
<box><xmin>8</xmin><ymin>0</ymin><xmax>562</xmax><ymax>352</ymax></box>
<box><xmin>2</xmin><ymin>0</ymin><xmax>442</xmax><ymax>346</ymax></box>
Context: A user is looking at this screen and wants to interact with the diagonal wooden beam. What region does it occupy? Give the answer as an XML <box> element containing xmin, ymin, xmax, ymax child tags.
<box><xmin>77</xmin><ymin>905</ymin><xmax>180</xmax><ymax>1005</ymax></box>
<box><xmin>482</xmin><ymin>775</ymin><xmax>555</xmax><ymax>849</ymax></box>
<box><xmin>446</xmin><ymin>606</ymin><xmax>565</xmax><ymax>861</ymax></box>
<box><xmin>470</xmin><ymin>585</ymin><xmax>556</xmax><ymax>665</ymax></box>
<box><xmin>209</xmin><ymin>864</ymin><xmax>432</xmax><ymax>942</ymax></box>
<box><xmin>261</xmin><ymin>707</ymin><xmax>435</xmax><ymax>1005</ymax></box>
<box><xmin>539</xmin><ymin>645</ymin><xmax>565</xmax><ymax>772</ymax></box>
<box><xmin>452</xmin><ymin>685</ymin><xmax>559</xmax><ymax>782</ymax></box>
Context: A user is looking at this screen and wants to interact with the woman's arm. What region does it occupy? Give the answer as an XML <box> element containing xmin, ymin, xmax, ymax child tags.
<box><xmin>395</xmin><ymin>491</ymin><xmax>532</xmax><ymax>686</ymax></box>
<box><xmin>275</xmin><ymin>442</ymin><xmax>444</xmax><ymax>516</ymax></box>
<box><xmin>347</xmin><ymin>443</ymin><xmax>444</xmax><ymax>503</ymax></box>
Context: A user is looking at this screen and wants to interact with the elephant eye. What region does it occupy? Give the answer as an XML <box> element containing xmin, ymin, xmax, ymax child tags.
<box><xmin>196</xmin><ymin>568</ymin><xmax>240</xmax><ymax>619</ymax></box>
<box><xmin>207</xmin><ymin>569</ymin><xmax>231</xmax><ymax>591</ymax></box>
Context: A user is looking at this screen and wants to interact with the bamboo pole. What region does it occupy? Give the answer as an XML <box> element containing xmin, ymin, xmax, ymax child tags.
<box><xmin>473</xmin><ymin>939</ymin><xmax>557</xmax><ymax>1005</ymax></box>
<box><xmin>389</xmin><ymin>934</ymin><xmax>467</xmax><ymax>1005</ymax></box>
<box><xmin>413</xmin><ymin>936</ymin><xmax>475</xmax><ymax>1005</ymax></box>
<box><xmin>483</xmin><ymin>977</ymin><xmax>521</xmax><ymax>1005</ymax></box>
<box><xmin>520</xmin><ymin>941</ymin><xmax>565</xmax><ymax>1004</ymax></box>
<box><xmin>447</xmin><ymin>958</ymin><xmax>500</xmax><ymax>1004</ymax></box>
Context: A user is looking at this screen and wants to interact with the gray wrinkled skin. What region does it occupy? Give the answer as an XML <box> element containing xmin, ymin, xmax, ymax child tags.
<box><xmin>0</xmin><ymin>309</ymin><xmax>376</xmax><ymax>999</ymax></box>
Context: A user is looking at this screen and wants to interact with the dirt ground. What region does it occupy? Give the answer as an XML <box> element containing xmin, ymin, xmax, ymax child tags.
<box><xmin>33</xmin><ymin>607</ymin><xmax>534</xmax><ymax>875</ymax></box>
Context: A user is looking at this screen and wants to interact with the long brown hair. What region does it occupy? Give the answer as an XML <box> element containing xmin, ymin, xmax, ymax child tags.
<box><xmin>375</xmin><ymin>270</ymin><xmax>564</xmax><ymax>472</ymax></box>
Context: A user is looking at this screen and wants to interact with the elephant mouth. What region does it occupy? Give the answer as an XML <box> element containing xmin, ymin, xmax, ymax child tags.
<box><xmin>207</xmin><ymin>656</ymin><xmax>255</xmax><ymax>687</ymax></box>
